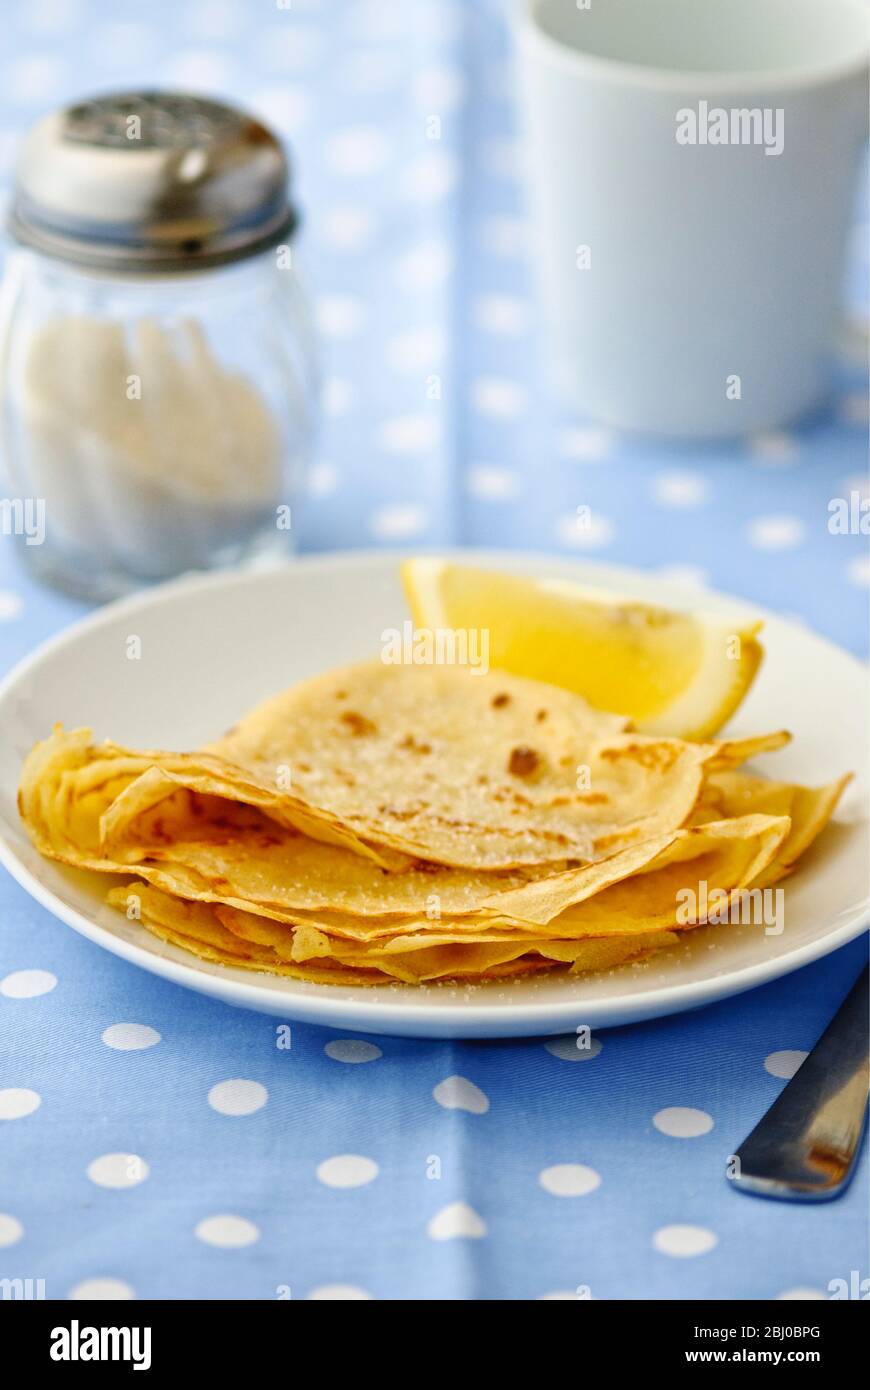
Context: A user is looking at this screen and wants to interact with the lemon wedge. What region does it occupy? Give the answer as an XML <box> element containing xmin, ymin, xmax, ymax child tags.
<box><xmin>400</xmin><ymin>559</ymin><xmax>763</xmax><ymax>739</ymax></box>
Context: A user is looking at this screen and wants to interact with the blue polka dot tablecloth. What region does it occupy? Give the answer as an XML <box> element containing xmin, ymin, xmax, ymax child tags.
<box><xmin>0</xmin><ymin>0</ymin><xmax>868</xmax><ymax>1303</ymax></box>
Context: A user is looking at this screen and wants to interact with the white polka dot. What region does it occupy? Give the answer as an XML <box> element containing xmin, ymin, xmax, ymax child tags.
<box><xmin>0</xmin><ymin>1088</ymin><xmax>41</xmax><ymax>1120</ymax></box>
<box><xmin>0</xmin><ymin>1213</ymin><xmax>23</xmax><ymax>1247</ymax></box>
<box><xmin>315</xmin><ymin>296</ymin><xmax>365</xmax><ymax>338</ymax></box>
<box><xmin>477</xmin><ymin>216</ymin><xmax>527</xmax><ymax>258</ymax></box>
<box><xmin>750</xmin><ymin>431</ymin><xmax>798</xmax><ymax>465</ymax></box>
<box><xmin>653</xmin><ymin>1224</ymin><xmax>718</xmax><ymax>1257</ymax></box>
<box><xmin>777</xmin><ymin>1287</ymin><xmax>827</xmax><ymax>1300</ymax></box>
<box><xmin>427</xmin><ymin>1201</ymin><xmax>486</xmax><ymax>1240</ymax></box>
<box><xmin>326</xmin><ymin>127</ymin><xmax>391</xmax><ymax>176</ymax></box>
<box><xmin>321</xmin><ymin>206</ymin><xmax>375</xmax><ymax>252</ymax></box>
<box><xmin>539</xmin><ymin>1163</ymin><xmax>601</xmax><ymax>1197</ymax></box>
<box><xmin>544</xmin><ymin>1035</ymin><xmax>603</xmax><ymax>1062</ymax></box>
<box><xmin>195</xmin><ymin>1214</ymin><xmax>260</xmax><ymax>1248</ymax></box>
<box><xmin>87</xmin><ymin>1153</ymin><xmax>149</xmax><ymax>1189</ymax></box>
<box><xmin>471</xmin><ymin>377</ymin><xmax>528</xmax><ymax>419</ymax></box>
<box><xmin>558</xmin><ymin>426</ymin><xmax>615</xmax><ymax>461</ymax></box>
<box><xmin>377</xmin><ymin>414</ymin><xmax>441</xmax><ymax>454</ymax></box>
<box><xmin>101</xmin><ymin>1023</ymin><xmax>160</xmax><ymax>1050</ymax></box>
<box><xmin>208</xmin><ymin>1079</ymin><xmax>268</xmax><ymax>1116</ymax></box>
<box><xmin>162</xmin><ymin>50</ymin><xmax>235</xmax><ymax>92</ymax></box>
<box><xmin>395</xmin><ymin>241</ymin><xmax>453</xmax><ymax>291</ymax></box>
<box><xmin>657</xmin><ymin>564</ymin><xmax>710</xmax><ymax>590</ymax></box>
<box><xmin>369</xmin><ymin>504</ymin><xmax>428</xmax><ymax>541</ymax></box>
<box><xmin>68</xmin><ymin>1277</ymin><xmax>135</xmax><ymax>1300</ymax></box>
<box><xmin>847</xmin><ymin>555</ymin><xmax>870</xmax><ymax>587</ymax></box>
<box><xmin>433</xmin><ymin>1075</ymin><xmax>490</xmax><ymax>1114</ymax></box>
<box><xmin>324</xmin><ymin>1039</ymin><xmax>382</xmax><ymax>1064</ymax></box>
<box><xmin>764</xmin><ymin>1049</ymin><xmax>808</xmax><ymax>1079</ymax></box>
<box><xmin>472</xmin><ymin>294</ymin><xmax>529</xmax><ymax>336</ymax></box>
<box><xmin>839</xmin><ymin>392</ymin><xmax>869</xmax><ymax>426</ymax></box>
<box><xmin>1</xmin><ymin>969</ymin><xmax>57</xmax><ymax>999</ymax></box>
<box><xmin>317</xmin><ymin>1154</ymin><xmax>379</xmax><ymax>1189</ymax></box>
<box><xmin>651</xmin><ymin>470</ymin><xmax>710</xmax><ymax>508</ymax></box>
<box><xmin>0</xmin><ymin>591</ymin><xmax>23</xmax><ymax>621</ymax></box>
<box><xmin>746</xmin><ymin>515</ymin><xmax>806</xmax><ymax>551</ymax></box>
<box><xmin>653</xmin><ymin>1106</ymin><xmax>714</xmax><ymax>1138</ymax></box>
<box><xmin>249</xmin><ymin>87</ymin><xmax>310</xmax><ymax>137</ymax></box>
<box><xmin>402</xmin><ymin>149</ymin><xmax>458</xmax><ymax>202</ymax></box>
<box><xmin>466</xmin><ymin>465</ymin><xmax>520</xmax><ymax>501</ymax></box>
<box><xmin>414</xmin><ymin>64</ymin><xmax>465</xmax><ymax>112</ymax></box>
<box><xmin>308</xmin><ymin>462</ymin><xmax>340</xmax><ymax>498</ymax></box>
<box><xmin>554</xmin><ymin>511</ymin><xmax>615</xmax><ymax>550</ymax></box>
<box><xmin>307</xmin><ymin>1284</ymin><xmax>373</xmax><ymax>1300</ymax></box>
<box><xmin>322</xmin><ymin>378</ymin><xmax>355</xmax><ymax>417</ymax></box>
<box><xmin>385</xmin><ymin>325</ymin><xmax>446</xmax><ymax>372</ymax></box>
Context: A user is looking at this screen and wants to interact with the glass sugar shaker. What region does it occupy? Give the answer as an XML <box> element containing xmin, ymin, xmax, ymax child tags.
<box><xmin>0</xmin><ymin>91</ymin><xmax>316</xmax><ymax>600</ymax></box>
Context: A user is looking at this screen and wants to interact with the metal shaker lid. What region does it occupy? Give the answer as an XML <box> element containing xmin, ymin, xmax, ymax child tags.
<box><xmin>8</xmin><ymin>91</ymin><xmax>298</xmax><ymax>273</ymax></box>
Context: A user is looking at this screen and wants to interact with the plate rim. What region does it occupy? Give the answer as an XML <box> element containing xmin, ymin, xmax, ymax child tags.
<box><xmin>0</xmin><ymin>547</ymin><xmax>867</xmax><ymax>1035</ymax></box>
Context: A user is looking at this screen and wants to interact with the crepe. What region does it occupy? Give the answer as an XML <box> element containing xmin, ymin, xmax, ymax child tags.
<box><xmin>19</xmin><ymin>725</ymin><xmax>402</xmax><ymax>868</ymax></box>
<box><xmin>104</xmin><ymin>811</ymin><xmax>787</xmax><ymax>983</ymax></box>
<box><xmin>106</xmin><ymin>882</ymin><xmax>391</xmax><ymax>986</ymax></box>
<box><xmin>107</xmin><ymin>881</ymin><xmax>681</xmax><ymax>985</ymax></box>
<box><xmin>202</xmin><ymin>662</ymin><xmax>786</xmax><ymax>869</ymax></box>
<box><xmin>18</xmin><ymin>655</ymin><xmax>846</xmax><ymax>990</ymax></box>
<box><xmin>98</xmin><ymin>810</ymin><xmax>789</xmax><ymax>986</ymax></box>
<box><xmin>20</xmin><ymin>725</ymin><xmax>788</xmax><ymax>925</ymax></box>
<box><xmin>691</xmin><ymin>770</ymin><xmax>852</xmax><ymax>885</ymax></box>
<box><xmin>206</xmin><ymin>662</ymin><xmax>686</xmax><ymax>867</ymax></box>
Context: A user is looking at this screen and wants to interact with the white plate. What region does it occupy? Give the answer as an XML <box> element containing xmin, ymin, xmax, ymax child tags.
<box><xmin>0</xmin><ymin>551</ymin><xmax>866</xmax><ymax>1038</ymax></box>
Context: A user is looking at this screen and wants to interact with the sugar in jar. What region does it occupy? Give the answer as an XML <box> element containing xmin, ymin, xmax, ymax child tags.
<box><xmin>0</xmin><ymin>91</ymin><xmax>316</xmax><ymax>600</ymax></box>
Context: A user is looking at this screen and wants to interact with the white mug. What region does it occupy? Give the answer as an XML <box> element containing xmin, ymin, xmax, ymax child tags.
<box><xmin>517</xmin><ymin>0</ymin><xmax>869</xmax><ymax>437</ymax></box>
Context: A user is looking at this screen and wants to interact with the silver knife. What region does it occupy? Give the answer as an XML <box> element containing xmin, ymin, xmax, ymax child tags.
<box><xmin>730</xmin><ymin>963</ymin><xmax>869</xmax><ymax>1201</ymax></box>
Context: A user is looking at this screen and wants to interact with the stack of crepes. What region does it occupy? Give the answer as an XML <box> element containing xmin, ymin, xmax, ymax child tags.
<box><xmin>19</xmin><ymin>661</ymin><xmax>850</xmax><ymax>986</ymax></box>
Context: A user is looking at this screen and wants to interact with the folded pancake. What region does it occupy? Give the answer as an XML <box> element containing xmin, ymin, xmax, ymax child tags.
<box><xmin>20</xmin><ymin>725</ymin><xmax>402</xmax><ymax>869</ymax></box>
<box><xmin>274</xmin><ymin>931</ymin><xmax>682</xmax><ymax>984</ymax></box>
<box><xmin>691</xmin><ymin>770</ymin><xmax>852</xmax><ymax>885</ymax></box>
<box><xmin>20</xmin><ymin>726</ymin><xmax>789</xmax><ymax>937</ymax></box>
<box><xmin>22</xmin><ymin>736</ymin><xmax>540</xmax><ymax>914</ymax></box>
<box><xmin>18</xmin><ymin>658</ymin><xmax>846</xmax><ymax>991</ymax></box>
<box><xmin>101</xmin><ymin>732</ymin><xmax>749</xmax><ymax>873</ymax></box>
<box><xmin>207</xmin><ymin>813</ymin><xmax>789</xmax><ymax>966</ymax></box>
<box><xmin>21</xmin><ymin>666</ymin><xmax>791</xmax><ymax>884</ymax></box>
<box><xmin>474</xmin><ymin>814</ymin><xmax>791</xmax><ymax>932</ymax></box>
<box><xmin>206</xmin><ymin>660</ymin><xmax>787</xmax><ymax>869</ymax></box>
<box><xmin>105</xmin><ymin>882</ymin><xmax>392</xmax><ymax>986</ymax></box>
<box><xmin>109</xmin><ymin>881</ymin><xmax>679</xmax><ymax>984</ymax></box>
